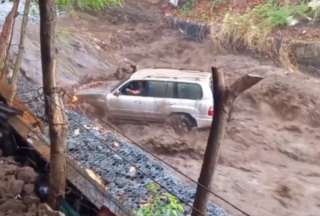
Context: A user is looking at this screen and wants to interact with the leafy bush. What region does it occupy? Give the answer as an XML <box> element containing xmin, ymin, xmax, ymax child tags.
<box><xmin>217</xmin><ymin>1</ymin><xmax>309</xmax><ymax>52</ymax></box>
<box><xmin>136</xmin><ymin>183</ymin><xmax>184</xmax><ymax>216</ymax></box>
<box><xmin>252</xmin><ymin>1</ymin><xmax>308</xmax><ymax>28</ymax></box>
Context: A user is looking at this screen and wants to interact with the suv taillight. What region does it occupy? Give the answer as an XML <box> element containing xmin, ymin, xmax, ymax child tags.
<box><xmin>208</xmin><ymin>106</ymin><xmax>214</xmax><ymax>117</ymax></box>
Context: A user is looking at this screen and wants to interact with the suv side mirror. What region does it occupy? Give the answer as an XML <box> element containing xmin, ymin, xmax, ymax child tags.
<box><xmin>113</xmin><ymin>90</ymin><xmax>120</xmax><ymax>97</ymax></box>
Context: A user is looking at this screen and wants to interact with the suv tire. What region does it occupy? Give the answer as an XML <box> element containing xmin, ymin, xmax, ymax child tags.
<box><xmin>167</xmin><ymin>114</ymin><xmax>195</xmax><ymax>134</ymax></box>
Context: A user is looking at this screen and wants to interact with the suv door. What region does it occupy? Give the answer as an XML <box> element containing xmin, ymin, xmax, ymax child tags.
<box><xmin>145</xmin><ymin>80</ymin><xmax>171</xmax><ymax>120</ymax></box>
<box><xmin>107</xmin><ymin>80</ymin><xmax>155</xmax><ymax>120</ymax></box>
<box><xmin>164</xmin><ymin>82</ymin><xmax>202</xmax><ymax>118</ymax></box>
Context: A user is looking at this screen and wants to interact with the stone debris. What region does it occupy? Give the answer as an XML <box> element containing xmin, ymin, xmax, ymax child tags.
<box><xmin>0</xmin><ymin>156</ymin><xmax>65</xmax><ymax>216</ymax></box>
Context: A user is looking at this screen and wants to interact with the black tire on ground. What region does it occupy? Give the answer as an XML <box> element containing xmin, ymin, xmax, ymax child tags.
<box><xmin>167</xmin><ymin>114</ymin><xmax>195</xmax><ymax>134</ymax></box>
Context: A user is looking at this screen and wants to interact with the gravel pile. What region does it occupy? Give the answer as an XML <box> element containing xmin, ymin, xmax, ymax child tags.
<box><xmin>67</xmin><ymin>111</ymin><xmax>227</xmax><ymax>216</ymax></box>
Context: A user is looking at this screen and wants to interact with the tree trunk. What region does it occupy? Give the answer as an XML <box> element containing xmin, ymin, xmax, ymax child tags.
<box><xmin>191</xmin><ymin>68</ymin><xmax>263</xmax><ymax>216</ymax></box>
<box><xmin>39</xmin><ymin>0</ymin><xmax>68</xmax><ymax>210</ymax></box>
<box><xmin>0</xmin><ymin>0</ymin><xmax>20</xmax><ymax>77</ymax></box>
<box><xmin>8</xmin><ymin>0</ymin><xmax>31</xmax><ymax>105</ymax></box>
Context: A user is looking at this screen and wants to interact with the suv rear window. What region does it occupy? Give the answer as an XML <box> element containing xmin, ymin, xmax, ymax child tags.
<box><xmin>177</xmin><ymin>83</ymin><xmax>202</xmax><ymax>100</ymax></box>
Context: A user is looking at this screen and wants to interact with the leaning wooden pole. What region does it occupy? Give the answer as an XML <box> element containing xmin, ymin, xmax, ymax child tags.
<box><xmin>0</xmin><ymin>0</ymin><xmax>20</xmax><ymax>77</ymax></box>
<box><xmin>39</xmin><ymin>0</ymin><xmax>68</xmax><ymax>210</ymax></box>
<box><xmin>191</xmin><ymin>67</ymin><xmax>263</xmax><ymax>216</ymax></box>
<box><xmin>191</xmin><ymin>67</ymin><xmax>226</xmax><ymax>216</ymax></box>
<box><xmin>9</xmin><ymin>0</ymin><xmax>31</xmax><ymax>105</ymax></box>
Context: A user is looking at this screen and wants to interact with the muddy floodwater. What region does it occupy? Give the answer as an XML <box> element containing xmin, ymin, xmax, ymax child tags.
<box><xmin>2</xmin><ymin>0</ymin><xmax>320</xmax><ymax>216</ymax></box>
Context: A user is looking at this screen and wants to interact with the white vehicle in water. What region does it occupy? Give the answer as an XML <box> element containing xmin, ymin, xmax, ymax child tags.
<box><xmin>76</xmin><ymin>68</ymin><xmax>214</xmax><ymax>133</ymax></box>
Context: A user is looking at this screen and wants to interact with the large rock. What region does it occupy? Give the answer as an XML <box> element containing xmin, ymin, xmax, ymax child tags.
<box><xmin>8</xmin><ymin>179</ymin><xmax>24</xmax><ymax>198</ymax></box>
<box><xmin>0</xmin><ymin>175</ymin><xmax>24</xmax><ymax>199</ymax></box>
<box><xmin>23</xmin><ymin>195</ymin><xmax>40</xmax><ymax>206</ymax></box>
<box><xmin>0</xmin><ymin>164</ymin><xmax>17</xmax><ymax>179</ymax></box>
<box><xmin>0</xmin><ymin>199</ymin><xmax>27</xmax><ymax>213</ymax></box>
<box><xmin>16</xmin><ymin>167</ymin><xmax>38</xmax><ymax>184</ymax></box>
<box><xmin>23</xmin><ymin>183</ymin><xmax>35</xmax><ymax>196</ymax></box>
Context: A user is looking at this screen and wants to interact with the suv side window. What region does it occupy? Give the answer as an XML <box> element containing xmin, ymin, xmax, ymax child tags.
<box><xmin>120</xmin><ymin>80</ymin><xmax>147</xmax><ymax>96</ymax></box>
<box><xmin>177</xmin><ymin>83</ymin><xmax>202</xmax><ymax>100</ymax></box>
<box><xmin>166</xmin><ymin>82</ymin><xmax>175</xmax><ymax>98</ymax></box>
<box><xmin>147</xmin><ymin>81</ymin><xmax>167</xmax><ymax>98</ymax></box>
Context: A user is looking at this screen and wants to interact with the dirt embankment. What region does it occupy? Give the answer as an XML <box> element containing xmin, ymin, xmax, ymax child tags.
<box><xmin>6</xmin><ymin>0</ymin><xmax>320</xmax><ymax>216</ymax></box>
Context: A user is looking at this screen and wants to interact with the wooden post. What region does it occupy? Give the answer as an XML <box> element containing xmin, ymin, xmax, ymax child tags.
<box><xmin>191</xmin><ymin>67</ymin><xmax>263</xmax><ymax>216</ymax></box>
<box><xmin>0</xmin><ymin>0</ymin><xmax>20</xmax><ymax>77</ymax></box>
<box><xmin>39</xmin><ymin>0</ymin><xmax>68</xmax><ymax>210</ymax></box>
<box><xmin>8</xmin><ymin>0</ymin><xmax>31</xmax><ymax>105</ymax></box>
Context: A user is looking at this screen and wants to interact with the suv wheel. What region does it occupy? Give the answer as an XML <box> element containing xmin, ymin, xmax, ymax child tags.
<box><xmin>167</xmin><ymin>114</ymin><xmax>195</xmax><ymax>134</ymax></box>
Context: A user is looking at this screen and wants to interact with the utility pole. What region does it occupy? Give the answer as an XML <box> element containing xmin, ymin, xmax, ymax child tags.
<box><xmin>39</xmin><ymin>0</ymin><xmax>68</xmax><ymax>210</ymax></box>
<box><xmin>9</xmin><ymin>0</ymin><xmax>31</xmax><ymax>105</ymax></box>
<box><xmin>192</xmin><ymin>67</ymin><xmax>263</xmax><ymax>216</ymax></box>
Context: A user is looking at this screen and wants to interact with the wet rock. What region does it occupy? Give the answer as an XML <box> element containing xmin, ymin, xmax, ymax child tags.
<box><xmin>28</xmin><ymin>203</ymin><xmax>38</xmax><ymax>212</ymax></box>
<box><xmin>0</xmin><ymin>164</ymin><xmax>17</xmax><ymax>177</ymax></box>
<box><xmin>23</xmin><ymin>195</ymin><xmax>40</xmax><ymax>206</ymax></box>
<box><xmin>16</xmin><ymin>167</ymin><xmax>38</xmax><ymax>184</ymax></box>
<box><xmin>0</xmin><ymin>199</ymin><xmax>27</xmax><ymax>213</ymax></box>
<box><xmin>23</xmin><ymin>183</ymin><xmax>35</xmax><ymax>196</ymax></box>
<box><xmin>8</xmin><ymin>179</ymin><xmax>24</xmax><ymax>198</ymax></box>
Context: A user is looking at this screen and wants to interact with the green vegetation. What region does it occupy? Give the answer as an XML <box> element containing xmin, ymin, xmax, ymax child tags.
<box><xmin>218</xmin><ymin>0</ymin><xmax>310</xmax><ymax>52</ymax></box>
<box><xmin>56</xmin><ymin>0</ymin><xmax>123</xmax><ymax>10</ymax></box>
<box><xmin>136</xmin><ymin>183</ymin><xmax>184</xmax><ymax>216</ymax></box>
<box><xmin>180</xmin><ymin>0</ymin><xmax>197</xmax><ymax>15</ymax></box>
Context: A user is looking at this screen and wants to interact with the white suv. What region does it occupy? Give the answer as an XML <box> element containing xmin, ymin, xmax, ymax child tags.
<box><xmin>77</xmin><ymin>68</ymin><xmax>214</xmax><ymax>132</ymax></box>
